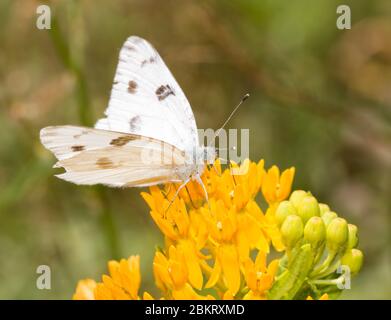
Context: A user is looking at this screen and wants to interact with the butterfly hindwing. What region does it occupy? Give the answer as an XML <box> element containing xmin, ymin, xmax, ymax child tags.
<box><xmin>40</xmin><ymin>125</ymin><xmax>186</xmax><ymax>187</ymax></box>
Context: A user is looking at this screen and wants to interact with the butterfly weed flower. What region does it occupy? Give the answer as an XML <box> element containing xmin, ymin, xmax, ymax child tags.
<box><xmin>73</xmin><ymin>279</ymin><xmax>97</xmax><ymax>300</ymax></box>
<box><xmin>200</xmin><ymin>199</ymin><xmax>242</xmax><ymax>295</ymax></box>
<box><xmin>74</xmin><ymin>255</ymin><xmax>154</xmax><ymax>300</ymax></box>
<box><xmin>243</xmin><ymin>251</ymin><xmax>280</xmax><ymax>300</ymax></box>
<box><xmin>262</xmin><ymin>165</ymin><xmax>295</xmax><ymax>205</ymax></box>
<box><xmin>142</xmin><ymin>188</ymin><xmax>207</xmax><ymax>290</ymax></box>
<box><xmin>73</xmin><ymin>160</ymin><xmax>363</xmax><ymax>300</ymax></box>
<box><xmin>153</xmin><ymin>245</ymin><xmax>215</xmax><ymax>300</ymax></box>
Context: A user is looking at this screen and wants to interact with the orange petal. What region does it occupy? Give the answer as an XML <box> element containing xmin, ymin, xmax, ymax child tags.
<box><xmin>178</xmin><ymin>241</ymin><xmax>203</xmax><ymax>290</ymax></box>
<box><xmin>278</xmin><ymin>167</ymin><xmax>295</xmax><ymax>201</ymax></box>
<box><xmin>73</xmin><ymin>279</ymin><xmax>97</xmax><ymax>300</ymax></box>
<box><xmin>205</xmin><ymin>258</ymin><xmax>221</xmax><ymax>289</ymax></box>
<box><xmin>219</xmin><ymin>245</ymin><xmax>240</xmax><ymax>295</ymax></box>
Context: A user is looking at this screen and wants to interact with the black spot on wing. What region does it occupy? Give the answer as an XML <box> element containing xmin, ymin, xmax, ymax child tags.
<box><xmin>128</xmin><ymin>80</ymin><xmax>138</xmax><ymax>93</ymax></box>
<box><xmin>96</xmin><ymin>157</ymin><xmax>116</xmax><ymax>169</ymax></box>
<box><xmin>129</xmin><ymin>116</ymin><xmax>141</xmax><ymax>131</ymax></box>
<box><xmin>110</xmin><ymin>135</ymin><xmax>137</xmax><ymax>146</ymax></box>
<box><xmin>141</xmin><ymin>56</ymin><xmax>157</xmax><ymax>67</ymax></box>
<box><xmin>73</xmin><ymin>130</ymin><xmax>89</xmax><ymax>139</ymax></box>
<box><xmin>123</xmin><ymin>43</ymin><xmax>136</xmax><ymax>51</ymax></box>
<box><xmin>71</xmin><ymin>145</ymin><xmax>85</xmax><ymax>152</ymax></box>
<box><xmin>156</xmin><ymin>84</ymin><xmax>175</xmax><ymax>101</ymax></box>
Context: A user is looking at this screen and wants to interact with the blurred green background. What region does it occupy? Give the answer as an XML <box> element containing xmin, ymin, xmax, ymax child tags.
<box><xmin>0</xmin><ymin>0</ymin><xmax>390</xmax><ymax>299</ymax></box>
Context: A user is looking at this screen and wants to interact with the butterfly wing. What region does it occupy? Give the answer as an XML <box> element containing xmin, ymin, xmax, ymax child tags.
<box><xmin>40</xmin><ymin>126</ymin><xmax>186</xmax><ymax>187</ymax></box>
<box><xmin>95</xmin><ymin>36</ymin><xmax>199</xmax><ymax>151</ymax></box>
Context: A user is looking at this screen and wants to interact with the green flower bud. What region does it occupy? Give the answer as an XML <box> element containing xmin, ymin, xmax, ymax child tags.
<box><xmin>296</xmin><ymin>196</ymin><xmax>320</xmax><ymax>224</ymax></box>
<box><xmin>347</xmin><ymin>224</ymin><xmax>359</xmax><ymax>249</ymax></box>
<box><xmin>304</xmin><ymin>216</ymin><xmax>326</xmax><ymax>248</ymax></box>
<box><xmin>319</xmin><ymin>203</ymin><xmax>330</xmax><ymax>216</ymax></box>
<box><xmin>281</xmin><ymin>215</ymin><xmax>303</xmax><ymax>248</ymax></box>
<box><xmin>341</xmin><ymin>249</ymin><xmax>363</xmax><ymax>275</ymax></box>
<box><xmin>289</xmin><ymin>190</ymin><xmax>308</xmax><ymax>209</ymax></box>
<box><xmin>321</xmin><ymin>211</ymin><xmax>338</xmax><ymax>227</ymax></box>
<box><xmin>275</xmin><ymin>200</ymin><xmax>297</xmax><ymax>226</ymax></box>
<box><xmin>326</xmin><ymin>218</ymin><xmax>348</xmax><ymax>252</ymax></box>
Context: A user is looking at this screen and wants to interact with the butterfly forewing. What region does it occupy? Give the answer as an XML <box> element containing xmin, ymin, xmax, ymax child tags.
<box><xmin>95</xmin><ymin>36</ymin><xmax>199</xmax><ymax>151</ymax></box>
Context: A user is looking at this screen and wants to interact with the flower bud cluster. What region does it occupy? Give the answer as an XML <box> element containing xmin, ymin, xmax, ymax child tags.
<box><xmin>269</xmin><ymin>190</ymin><xmax>363</xmax><ymax>299</ymax></box>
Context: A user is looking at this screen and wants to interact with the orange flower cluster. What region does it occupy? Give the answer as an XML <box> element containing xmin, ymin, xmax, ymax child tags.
<box><xmin>73</xmin><ymin>159</ymin><xmax>296</xmax><ymax>300</ymax></box>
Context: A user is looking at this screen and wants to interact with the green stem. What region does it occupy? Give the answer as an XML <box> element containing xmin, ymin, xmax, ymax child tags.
<box><xmin>309</xmin><ymin>250</ymin><xmax>336</xmax><ymax>277</ymax></box>
<box><xmin>268</xmin><ymin>244</ymin><xmax>314</xmax><ymax>300</ymax></box>
<box><xmin>313</xmin><ymin>258</ymin><xmax>342</xmax><ymax>280</ymax></box>
<box><xmin>48</xmin><ymin>16</ymin><xmax>120</xmax><ymax>259</ymax></box>
<box><xmin>49</xmin><ymin>17</ymin><xmax>93</xmax><ymax>126</ymax></box>
<box><xmin>312</xmin><ymin>243</ymin><xmax>326</xmax><ymax>266</ymax></box>
<box><xmin>96</xmin><ymin>186</ymin><xmax>121</xmax><ymax>259</ymax></box>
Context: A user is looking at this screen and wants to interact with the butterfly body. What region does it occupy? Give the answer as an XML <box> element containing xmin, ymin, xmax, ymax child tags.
<box><xmin>177</xmin><ymin>145</ymin><xmax>216</xmax><ymax>181</ymax></box>
<box><xmin>40</xmin><ymin>36</ymin><xmax>216</xmax><ymax>193</ymax></box>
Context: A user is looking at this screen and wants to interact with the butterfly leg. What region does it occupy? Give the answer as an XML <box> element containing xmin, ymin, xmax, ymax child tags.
<box><xmin>195</xmin><ymin>174</ymin><xmax>210</xmax><ymax>210</ymax></box>
<box><xmin>209</xmin><ymin>161</ymin><xmax>222</xmax><ymax>177</ymax></box>
<box><xmin>162</xmin><ymin>183</ymin><xmax>173</xmax><ymax>200</ymax></box>
<box><xmin>185</xmin><ymin>185</ymin><xmax>197</xmax><ymax>209</ymax></box>
<box><xmin>165</xmin><ymin>178</ymin><xmax>191</xmax><ymax>214</ymax></box>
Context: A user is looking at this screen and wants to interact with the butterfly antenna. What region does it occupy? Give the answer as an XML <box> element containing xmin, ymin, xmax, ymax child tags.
<box><xmin>213</xmin><ymin>93</ymin><xmax>250</xmax><ymax>142</ymax></box>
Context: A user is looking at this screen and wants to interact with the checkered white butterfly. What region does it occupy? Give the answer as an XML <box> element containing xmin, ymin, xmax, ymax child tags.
<box><xmin>40</xmin><ymin>36</ymin><xmax>221</xmax><ymax>201</ymax></box>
